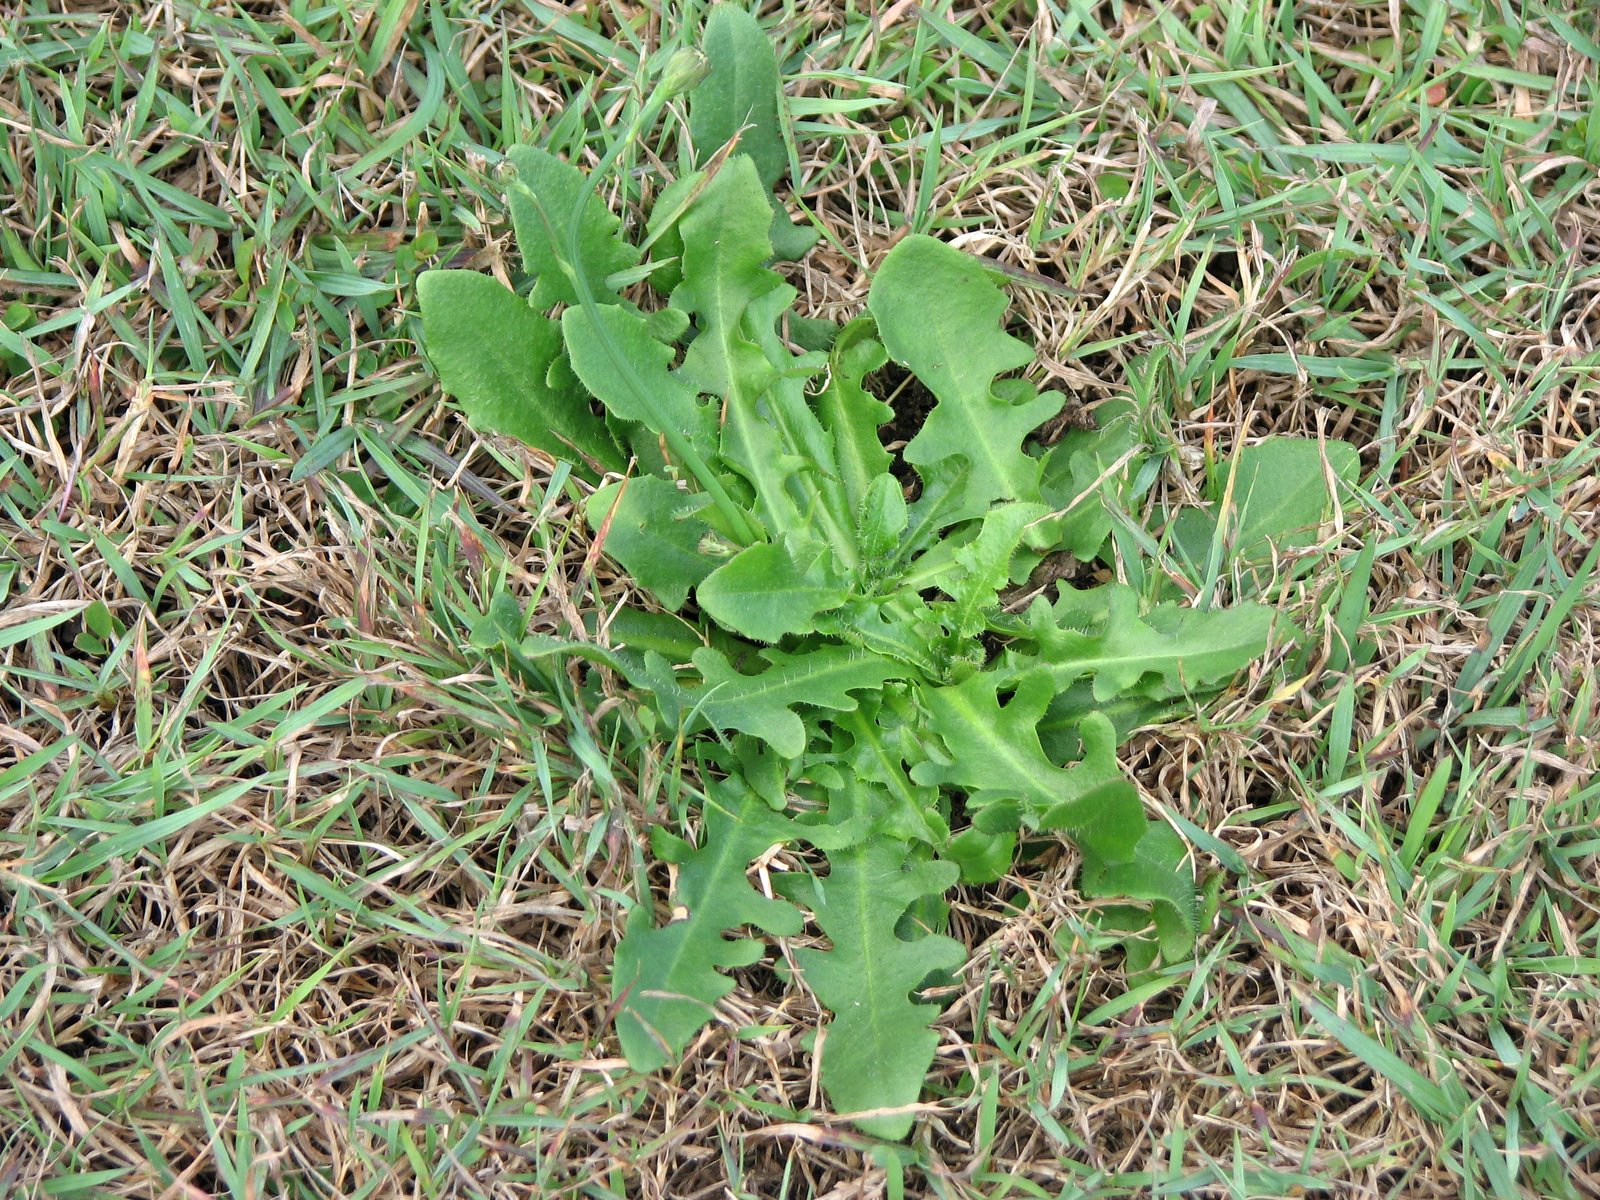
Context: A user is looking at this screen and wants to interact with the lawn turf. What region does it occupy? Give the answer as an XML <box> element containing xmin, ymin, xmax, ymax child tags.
<box><xmin>2</xmin><ymin>2</ymin><xmax>1598</xmax><ymax>1196</ymax></box>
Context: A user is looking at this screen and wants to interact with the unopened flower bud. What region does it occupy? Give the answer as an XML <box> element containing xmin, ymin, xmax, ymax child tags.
<box><xmin>659</xmin><ymin>47</ymin><xmax>710</xmax><ymax>98</ymax></box>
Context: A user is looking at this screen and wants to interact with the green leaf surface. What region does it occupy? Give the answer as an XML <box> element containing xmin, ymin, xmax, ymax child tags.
<box><xmin>739</xmin><ymin>286</ymin><xmax>851</xmax><ymax>544</ymax></box>
<box><xmin>820</xmin><ymin>597</ymin><xmax>942</xmax><ymax>676</ymax></box>
<box><xmin>1175</xmin><ymin>436</ymin><xmax>1361</xmax><ymax>567</ymax></box>
<box><xmin>696</xmin><ymin>540</ymin><xmax>846</xmax><ymax>643</ymax></box>
<box><xmin>671</xmin><ymin>160</ymin><xmax>847</xmax><ymax>557</ymax></box>
<box><xmin>613</xmin><ymin>785</ymin><xmax>802</xmax><ymax>1072</ymax></box>
<box><xmin>421</xmin><ymin>112</ymin><xmax>1293</xmax><ymax>1123</ymax></box>
<box><xmin>868</xmin><ymin>236</ymin><xmax>1060</xmax><ymax>509</ymax></box>
<box><xmin>768</xmin><ymin>209</ymin><xmax>820</xmax><ymax>261</ymax></box>
<box><xmin>834</xmin><ymin>703</ymin><xmax>950</xmax><ymax>848</ymax></box>
<box><xmin>915</xmin><ymin>671</ymin><xmax>1146</xmax><ymax>866</ymax></box>
<box><xmin>945</xmin><ymin>501</ymin><xmax>1049</xmax><ymax>636</ymax></box>
<box><xmin>586</xmin><ymin>477</ymin><xmax>718</xmax><ymax>610</ymax></box>
<box><xmin>1038</xmin><ymin>682</ymin><xmax>1185</xmax><ymax>755</ymax></box>
<box><xmin>584</xmin><ymin>607</ymin><xmax>736</xmax><ymax>667</ymax></box>
<box><xmin>855</xmin><ymin>473</ymin><xmax>908</xmax><ymax>567</ymax></box>
<box><xmin>690</xmin><ymin>5</ymin><xmax>787</xmax><ymax>189</ymax></box>
<box><xmin>641</xmin><ymin>168</ymin><xmax>703</xmax><ymax>294</ymax></box>
<box><xmin>1022</xmin><ymin>584</ymin><xmax>1275</xmax><ymax>701</ymax></box>
<box><xmin>507</xmin><ymin>145</ymin><xmax>639</xmax><ymax>309</ymax></box>
<box><xmin>787</xmin><ymin>838</ymin><xmax>964</xmax><ymax>1140</ymax></box>
<box><xmin>673</xmin><ymin>156</ymin><xmax>785</xmax><ymax>400</ymax></box>
<box><xmin>1039</xmin><ymin>410</ymin><xmax>1145</xmax><ymax>560</ymax></box>
<box><xmin>650</xmin><ymin>644</ymin><xmax>909</xmax><ymax>757</ymax></box>
<box><xmin>682</xmin><ymin>11</ymin><xmax>818</xmax><ymax>263</ymax></box>
<box><xmin>946</xmin><ymin>828</ymin><xmax>1017</xmax><ymax>885</ymax></box>
<box><xmin>1216</xmin><ymin>437</ymin><xmax>1360</xmax><ymax>552</ymax></box>
<box><xmin>562</xmin><ymin>303</ymin><xmax>714</xmax><ymax>448</ymax></box>
<box><xmin>671</xmin><ymin>158</ymin><xmax>806</xmax><ymax>535</ymax></box>
<box><xmin>1080</xmin><ymin>819</ymin><xmax>1198</xmax><ymax>960</ymax></box>
<box><xmin>816</xmin><ymin>319</ymin><xmax>893</xmax><ymax>523</ymax></box>
<box><xmin>417</xmin><ymin>270</ymin><xmax>622</xmax><ymax>473</ymax></box>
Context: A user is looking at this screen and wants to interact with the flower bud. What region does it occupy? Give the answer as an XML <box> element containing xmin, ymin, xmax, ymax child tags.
<box><xmin>659</xmin><ymin>47</ymin><xmax>709</xmax><ymax>98</ymax></box>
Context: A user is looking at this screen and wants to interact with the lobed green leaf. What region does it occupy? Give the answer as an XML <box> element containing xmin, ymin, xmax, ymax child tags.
<box><xmin>1079</xmin><ymin>819</ymin><xmax>1199</xmax><ymax>961</ymax></box>
<box><xmin>416</xmin><ymin>89</ymin><xmax>1328</xmax><ymax>1136</ymax></box>
<box><xmin>697</xmin><ymin>540</ymin><xmax>846</xmax><ymax>643</ymax></box>
<box><xmin>614</xmin><ymin>785</ymin><xmax>802</xmax><ymax>1072</ymax></box>
<box><xmin>1038</xmin><ymin>408</ymin><xmax>1146</xmax><ymax>561</ymax></box>
<box><xmin>647</xmin><ymin>644</ymin><xmax>910</xmax><ymax>758</ymax></box>
<box><xmin>417</xmin><ymin>270</ymin><xmax>623</xmax><ymax>474</ymax></box>
<box><xmin>507</xmin><ymin>145</ymin><xmax>639</xmax><ymax>310</ymax></box>
<box><xmin>784</xmin><ymin>836</ymin><xmax>964</xmax><ymax>1140</ymax></box>
<box><xmin>1020</xmin><ymin>584</ymin><xmax>1275</xmax><ymax>701</ymax></box>
<box><xmin>687</xmin><ymin>6</ymin><xmax>817</xmax><ymax>261</ymax></box>
<box><xmin>868</xmin><ymin>236</ymin><xmax>1061</xmax><ymax>512</ymax></box>
<box><xmin>585</xmin><ymin>477</ymin><xmax>718</xmax><ymax>610</ymax></box>
<box><xmin>915</xmin><ymin>671</ymin><xmax>1147</xmax><ymax>868</ymax></box>
<box><xmin>816</xmin><ymin>319</ymin><xmax>893</xmax><ymax>524</ymax></box>
<box><xmin>562</xmin><ymin>303</ymin><xmax>715</xmax><ymax>450</ymax></box>
<box><xmin>689</xmin><ymin>5</ymin><xmax>787</xmax><ymax>189</ymax></box>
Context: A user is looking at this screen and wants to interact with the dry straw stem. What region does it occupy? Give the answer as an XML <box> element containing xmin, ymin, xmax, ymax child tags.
<box><xmin>2</xmin><ymin>1</ymin><xmax>1599</xmax><ymax>1197</ymax></box>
